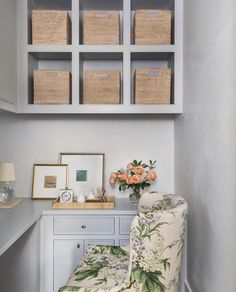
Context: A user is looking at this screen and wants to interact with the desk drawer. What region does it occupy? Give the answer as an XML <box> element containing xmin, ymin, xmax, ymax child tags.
<box><xmin>54</xmin><ymin>216</ymin><xmax>115</xmax><ymax>235</ymax></box>
<box><xmin>119</xmin><ymin>217</ymin><xmax>134</xmax><ymax>234</ymax></box>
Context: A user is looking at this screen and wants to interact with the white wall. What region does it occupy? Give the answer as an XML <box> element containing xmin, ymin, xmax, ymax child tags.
<box><xmin>175</xmin><ymin>0</ymin><xmax>236</xmax><ymax>291</ymax></box>
<box><xmin>0</xmin><ymin>113</ymin><xmax>174</xmax><ymax>197</ymax></box>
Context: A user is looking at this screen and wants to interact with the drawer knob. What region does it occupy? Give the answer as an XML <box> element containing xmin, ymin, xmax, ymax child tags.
<box><xmin>77</xmin><ymin>243</ymin><xmax>80</xmax><ymax>248</ymax></box>
<box><xmin>81</xmin><ymin>225</ymin><xmax>87</xmax><ymax>229</ymax></box>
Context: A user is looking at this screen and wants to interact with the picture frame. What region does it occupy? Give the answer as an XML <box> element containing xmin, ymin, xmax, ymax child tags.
<box><xmin>59</xmin><ymin>153</ymin><xmax>104</xmax><ymax>197</ymax></box>
<box><xmin>32</xmin><ymin>164</ymin><xmax>68</xmax><ymax>199</ymax></box>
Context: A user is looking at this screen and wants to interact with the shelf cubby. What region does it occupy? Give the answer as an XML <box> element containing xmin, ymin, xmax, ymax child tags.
<box><xmin>27</xmin><ymin>0</ymin><xmax>72</xmax><ymax>45</ymax></box>
<box><xmin>131</xmin><ymin>52</ymin><xmax>174</xmax><ymax>104</ymax></box>
<box><xmin>131</xmin><ymin>0</ymin><xmax>175</xmax><ymax>45</ymax></box>
<box><xmin>79</xmin><ymin>0</ymin><xmax>123</xmax><ymax>45</ymax></box>
<box><xmin>79</xmin><ymin>52</ymin><xmax>123</xmax><ymax>104</ymax></box>
<box><xmin>28</xmin><ymin>52</ymin><xmax>72</xmax><ymax>104</ymax></box>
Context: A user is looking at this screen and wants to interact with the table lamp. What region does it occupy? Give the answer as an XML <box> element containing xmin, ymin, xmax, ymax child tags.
<box><xmin>0</xmin><ymin>162</ymin><xmax>15</xmax><ymax>202</ymax></box>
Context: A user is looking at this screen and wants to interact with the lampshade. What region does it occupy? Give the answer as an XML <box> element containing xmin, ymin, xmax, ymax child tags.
<box><xmin>0</xmin><ymin>163</ymin><xmax>15</xmax><ymax>182</ymax></box>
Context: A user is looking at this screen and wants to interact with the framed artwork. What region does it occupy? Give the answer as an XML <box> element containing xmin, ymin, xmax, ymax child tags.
<box><xmin>32</xmin><ymin>164</ymin><xmax>68</xmax><ymax>199</ymax></box>
<box><xmin>59</xmin><ymin>153</ymin><xmax>104</xmax><ymax>197</ymax></box>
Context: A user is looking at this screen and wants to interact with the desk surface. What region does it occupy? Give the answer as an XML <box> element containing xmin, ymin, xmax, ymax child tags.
<box><xmin>0</xmin><ymin>198</ymin><xmax>137</xmax><ymax>256</ymax></box>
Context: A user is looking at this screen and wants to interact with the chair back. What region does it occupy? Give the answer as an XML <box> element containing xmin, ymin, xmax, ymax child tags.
<box><xmin>128</xmin><ymin>192</ymin><xmax>187</xmax><ymax>292</ymax></box>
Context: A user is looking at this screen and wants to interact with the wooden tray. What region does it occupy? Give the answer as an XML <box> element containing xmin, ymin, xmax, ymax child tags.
<box><xmin>52</xmin><ymin>196</ymin><xmax>115</xmax><ymax>209</ymax></box>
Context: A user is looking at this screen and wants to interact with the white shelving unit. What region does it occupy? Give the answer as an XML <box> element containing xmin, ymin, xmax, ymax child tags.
<box><xmin>15</xmin><ymin>0</ymin><xmax>183</xmax><ymax>114</ymax></box>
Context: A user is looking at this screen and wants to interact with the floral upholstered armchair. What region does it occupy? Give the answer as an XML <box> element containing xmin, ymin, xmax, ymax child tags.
<box><xmin>59</xmin><ymin>192</ymin><xmax>188</xmax><ymax>292</ymax></box>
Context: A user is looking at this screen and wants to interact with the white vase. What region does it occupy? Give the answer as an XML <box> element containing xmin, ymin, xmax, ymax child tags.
<box><xmin>77</xmin><ymin>192</ymin><xmax>85</xmax><ymax>203</ymax></box>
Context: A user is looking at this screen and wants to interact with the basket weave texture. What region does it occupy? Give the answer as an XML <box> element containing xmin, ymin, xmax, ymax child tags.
<box><xmin>32</xmin><ymin>10</ymin><xmax>71</xmax><ymax>45</ymax></box>
<box><xmin>134</xmin><ymin>68</ymin><xmax>171</xmax><ymax>104</ymax></box>
<box><xmin>34</xmin><ymin>70</ymin><xmax>71</xmax><ymax>104</ymax></box>
<box><xmin>83</xmin><ymin>10</ymin><xmax>120</xmax><ymax>45</ymax></box>
<box><xmin>83</xmin><ymin>70</ymin><xmax>121</xmax><ymax>104</ymax></box>
<box><xmin>134</xmin><ymin>10</ymin><xmax>171</xmax><ymax>45</ymax></box>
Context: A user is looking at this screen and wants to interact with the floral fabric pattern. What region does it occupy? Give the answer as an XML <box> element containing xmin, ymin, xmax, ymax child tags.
<box><xmin>59</xmin><ymin>192</ymin><xmax>187</xmax><ymax>292</ymax></box>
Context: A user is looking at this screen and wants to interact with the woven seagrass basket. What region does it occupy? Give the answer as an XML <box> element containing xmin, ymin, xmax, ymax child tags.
<box><xmin>83</xmin><ymin>70</ymin><xmax>121</xmax><ymax>104</ymax></box>
<box><xmin>83</xmin><ymin>10</ymin><xmax>120</xmax><ymax>45</ymax></box>
<box><xmin>134</xmin><ymin>10</ymin><xmax>171</xmax><ymax>45</ymax></box>
<box><xmin>134</xmin><ymin>68</ymin><xmax>171</xmax><ymax>104</ymax></box>
<box><xmin>34</xmin><ymin>70</ymin><xmax>71</xmax><ymax>104</ymax></box>
<box><xmin>32</xmin><ymin>10</ymin><xmax>71</xmax><ymax>45</ymax></box>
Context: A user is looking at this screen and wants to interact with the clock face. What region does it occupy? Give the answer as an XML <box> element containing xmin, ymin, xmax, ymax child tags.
<box><xmin>61</xmin><ymin>191</ymin><xmax>72</xmax><ymax>202</ymax></box>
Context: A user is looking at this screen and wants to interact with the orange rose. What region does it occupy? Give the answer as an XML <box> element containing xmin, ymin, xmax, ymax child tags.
<box><xmin>126</xmin><ymin>177</ymin><xmax>132</xmax><ymax>185</ymax></box>
<box><xmin>130</xmin><ymin>175</ymin><xmax>142</xmax><ymax>184</ymax></box>
<box><xmin>134</xmin><ymin>166</ymin><xmax>144</xmax><ymax>175</ymax></box>
<box><xmin>109</xmin><ymin>177</ymin><xmax>116</xmax><ymax>186</ymax></box>
<box><xmin>120</xmin><ymin>173</ymin><xmax>128</xmax><ymax>181</ymax></box>
<box><xmin>111</xmin><ymin>172</ymin><xmax>118</xmax><ymax>179</ymax></box>
<box><xmin>146</xmin><ymin>171</ymin><xmax>157</xmax><ymax>181</ymax></box>
<box><xmin>117</xmin><ymin>174</ymin><xmax>122</xmax><ymax>180</ymax></box>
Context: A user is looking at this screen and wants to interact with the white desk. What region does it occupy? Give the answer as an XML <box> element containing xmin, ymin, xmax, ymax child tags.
<box><xmin>0</xmin><ymin>199</ymin><xmax>51</xmax><ymax>256</ymax></box>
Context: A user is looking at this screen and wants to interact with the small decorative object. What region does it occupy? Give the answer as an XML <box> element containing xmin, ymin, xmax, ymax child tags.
<box><xmin>59</xmin><ymin>188</ymin><xmax>73</xmax><ymax>203</ymax></box>
<box><xmin>59</xmin><ymin>153</ymin><xmax>104</xmax><ymax>197</ymax></box>
<box><xmin>96</xmin><ymin>187</ymin><xmax>106</xmax><ymax>202</ymax></box>
<box><xmin>77</xmin><ymin>191</ymin><xmax>85</xmax><ymax>203</ymax></box>
<box><xmin>32</xmin><ymin>164</ymin><xmax>68</xmax><ymax>199</ymax></box>
<box><xmin>0</xmin><ymin>162</ymin><xmax>16</xmax><ymax>202</ymax></box>
<box><xmin>87</xmin><ymin>191</ymin><xmax>96</xmax><ymax>200</ymax></box>
<box><xmin>110</xmin><ymin>160</ymin><xmax>157</xmax><ymax>204</ymax></box>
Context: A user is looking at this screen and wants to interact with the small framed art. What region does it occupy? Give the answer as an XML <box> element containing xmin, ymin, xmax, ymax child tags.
<box><xmin>32</xmin><ymin>164</ymin><xmax>68</xmax><ymax>199</ymax></box>
<box><xmin>59</xmin><ymin>153</ymin><xmax>104</xmax><ymax>197</ymax></box>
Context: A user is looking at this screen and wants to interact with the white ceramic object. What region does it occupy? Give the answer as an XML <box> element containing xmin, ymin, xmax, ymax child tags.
<box><xmin>87</xmin><ymin>191</ymin><xmax>96</xmax><ymax>200</ymax></box>
<box><xmin>77</xmin><ymin>192</ymin><xmax>85</xmax><ymax>203</ymax></box>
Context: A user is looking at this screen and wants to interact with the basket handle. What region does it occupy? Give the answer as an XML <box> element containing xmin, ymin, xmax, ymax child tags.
<box><xmin>96</xmin><ymin>13</ymin><xmax>109</xmax><ymax>18</ymax></box>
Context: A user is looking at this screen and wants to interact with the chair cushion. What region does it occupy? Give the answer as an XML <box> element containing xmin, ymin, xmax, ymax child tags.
<box><xmin>59</xmin><ymin>246</ymin><xmax>129</xmax><ymax>292</ymax></box>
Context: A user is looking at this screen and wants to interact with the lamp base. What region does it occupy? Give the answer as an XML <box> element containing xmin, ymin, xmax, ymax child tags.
<box><xmin>0</xmin><ymin>183</ymin><xmax>14</xmax><ymax>202</ymax></box>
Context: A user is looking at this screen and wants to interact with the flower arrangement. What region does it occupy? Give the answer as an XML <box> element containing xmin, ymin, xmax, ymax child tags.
<box><xmin>109</xmin><ymin>160</ymin><xmax>157</xmax><ymax>202</ymax></box>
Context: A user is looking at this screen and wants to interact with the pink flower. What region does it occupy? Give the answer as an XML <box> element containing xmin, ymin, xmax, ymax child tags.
<box><xmin>130</xmin><ymin>175</ymin><xmax>142</xmax><ymax>185</ymax></box>
<box><xmin>109</xmin><ymin>177</ymin><xmax>116</xmax><ymax>186</ymax></box>
<box><xmin>126</xmin><ymin>177</ymin><xmax>132</xmax><ymax>185</ymax></box>
<box><xmin>111</xmin><ymin>172</ymin><xmax>118</xmax><ymax>179</ymax></box>
<box><xmin>119</xmin><ymin>173</ymin><xmax>128</xmax><ymax>181</ymax></box>
<box><xmin>146</xmin><ymin>171</ymin><xmax>157</xmax><ymax>181</ymax></box>
<box><xmin>134</xmin><ymin>166</ymin><xmax>144</xmax><ymax>175</ymax></box>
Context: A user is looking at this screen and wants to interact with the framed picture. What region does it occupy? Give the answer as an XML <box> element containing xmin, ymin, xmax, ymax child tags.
<box><xmin>32</xmin><ymin>164</ymin><xmax>68</xmax><ymax>199</ymax></box>
<box><xmin>59</xmin><ymin>153</ymin><xmax>104</xmax><ymax>197</ymax></box>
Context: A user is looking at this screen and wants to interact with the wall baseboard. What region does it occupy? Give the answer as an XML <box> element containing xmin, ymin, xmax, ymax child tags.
<box><xmin>184</xmin><ymin>280</ymin><xmax>193</xmax><ymax>292</ymax></box>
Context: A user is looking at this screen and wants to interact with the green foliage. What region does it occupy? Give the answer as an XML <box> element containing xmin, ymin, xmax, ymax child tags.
<box><xmin>108</xmin><ymin>246</ymin><xmax>128</xmax><ymax>256</ymax></box>
<box><xmin>96</xmin><ymin>277</ymin><xmax>107</xmax><ymax>285</ymax></box>
<box><xmin>132</xmin><ymin>267</ymin><xmax>165</xmax><ymax>292</ymax></box>
<box><xmin>58</xmin><ymin>287</ymin><xmax>80</xmax><ymax>292</ymax></box>
<box><xmin>160</xmin><ymin>258</ymin><xmax>171</xmax><ymax>271</ymax></box>
<box><xmin>137</xmin><ymin>218</ymin><xmax>168</xmax><ymax>240</ymax></box>
<box><xmin>74</xmin><ymin>261</ymin><xmax>103</xmax><ymax>281</ymax></box>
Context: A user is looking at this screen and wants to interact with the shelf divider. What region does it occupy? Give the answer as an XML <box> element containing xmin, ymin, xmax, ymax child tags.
<box><xmin>72</xmin><ymin>0</ymin><xmax>79</xmax><ymax>46</ymax></box>
<box><xmin>72</xmin><ymin>51</ymin><xmax>79</xmax><ymax>106</ymax></box>
<box><xmin>123</xmin><ymin>0</ymin><xmax>131</xmax><ymax>47</ymax></box>
<box><xmin>123</xmin><ymin>52</ymin><xmax>131</xmax><ymax>105</ymax></box>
